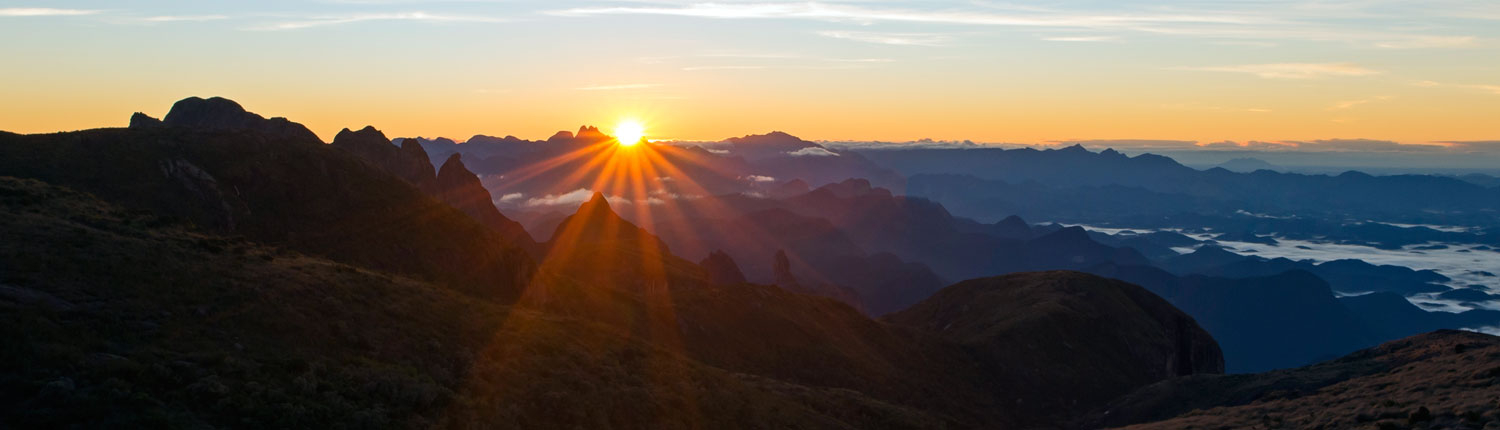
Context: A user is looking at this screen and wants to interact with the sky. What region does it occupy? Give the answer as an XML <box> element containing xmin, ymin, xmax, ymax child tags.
<box><xmin>2</xmin><ymin>0</ymin><xmax>1499</xmax><ymax>152</ymax></box>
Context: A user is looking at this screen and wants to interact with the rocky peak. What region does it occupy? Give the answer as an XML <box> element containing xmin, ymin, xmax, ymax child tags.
<box><xmin>700</xmin><ymin>250</ymin><xmax>747</xmax><ymax>285</ymax></box>
<box><xmin>437</xmin><ymin>153</ymin><xmax>473</xmax><ymax>182</ymax></box>
<box><xmin>575</xmin><ymin>125</ymin><xmax>610</xmax><ymax>142</ymax></box>
<box><xmin>332</xmin><ymin>126</ymin><xmax>393</xmax><ymax>151</ymax></box>
<box><xmin>1057</xmin><ymin>143</ymin><xmax>1089</xmax><ymax>153</ymax></box>
<box><xmin>993</xmin><ymin>215</ymin><xmax>1034</xmax><ymax>239</ymax></box>
<box><xmin>160</xmin><ymin>96</ymin><xmax>320</xmax><ymax>143</ymax></box>
<box><xmin>773</xmin><ymin>250</ymin><xmax>798</xmax><ymax>287</ymax></box>
<box><xmin>575</xmin><ymin>192</ymin><xmax>614</xmax><ymax>217</ymax></box>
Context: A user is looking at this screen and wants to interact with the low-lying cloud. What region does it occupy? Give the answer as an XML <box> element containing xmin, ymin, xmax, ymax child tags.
<box><xmin>788</xmin><ymin>147</ymin><xmax>839</xmax><ymax>157</ymax></box>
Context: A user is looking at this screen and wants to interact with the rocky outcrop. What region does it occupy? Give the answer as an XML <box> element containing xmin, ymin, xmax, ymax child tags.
<box><xmin>160</xmin><ymin>97</ymin><xmax>320</xmax><ymax>143</ymax></box>
<box><xmin>770</xmin><ymin>249</ymin><xmax>863</xmax><ymax>309</ymax></box>
<box><xmin>773</xmin><ymin>250</ymin><xmax>798</xmax><ymax>287</ymax></box>
<box><xmin>331</xmin><ymin>127</ymin><xmax>437</xmax><ymax>191</ymax></box>
<box><xmin>129</xmin><ymin>112</ymin><xmax>162</xmax><ymax>129</ymax></box>
<box><xmin>330</xmin><ymin>127</ymin><xmax>535</xmax><ymax>252</ymax></box>
<box><xmin>434</xmin><ymin>154</ymin><xmax>535</xmax><ymax>250</ymax></box>
<box><xmin>700</xmin><ymin>250</ymin><xmax>747</xmax><ymax>285</ymax></box>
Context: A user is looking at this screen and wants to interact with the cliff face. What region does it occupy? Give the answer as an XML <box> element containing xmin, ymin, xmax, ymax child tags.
<box><xmin>330</xmin><ymin>126</ymin><xmax>537</xmax><ymax>254</ymax></box>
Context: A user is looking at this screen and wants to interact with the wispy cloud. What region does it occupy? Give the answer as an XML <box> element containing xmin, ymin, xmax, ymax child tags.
<box><xmin>1176</xmin><ymin>63</ymin><xmax>1381</xmax><ymax>79</ymax></box>
<box><xmin>252</xmin><ymin>11</ymin><xmax>507</xmax><ymax>30</ymax></box>
<box><xmin>1330</xmin><ymin>95</ymin><xmax>1392</xmax><ymax>110</ymax></box>
<box><xmin>1373</xmin><ymin>35</ymin><xmax>1475</xmax><ymax>49</ymax></box>
<box><xmin>547</xmin><ymin>2</ymin><xmax>1479</xmax><ymax>49</ymax></box>
<box><xmin>142</xmin><ymin>15</ymin><xmax>229</xmax><ymax>22</ymax></box>
<box><xmin>816</xmin><ymin>30</ymin><xmax>951</xmax><ymax>46</ymax></box>
<box><xmin>0</xmin><ymin>8</ymin><xmax>100</xmax><ymax>17</ymax></box>
<box><xmin>548</xmin><ymin>3</ymin><xmax>1257</xmax><ymax>27</ymax></box>
<box><xmin>675</xmin><ymin>53</ymin><xmax>893</xmax><ymax>72</ymax></box>
<box><xmin>575</xmin><ymin>83</ymin><xmax>662</xmax><ymax>91</ymax></box>
<box><xmin>1414</xmin><ymin>80</ymin><xmax>1500</xmax><ymax>95</ymax></box>
<box><xmin>1041</xmin><ymin>35</ymin><xmax>1119</xmax><ymax>42</ymax></box>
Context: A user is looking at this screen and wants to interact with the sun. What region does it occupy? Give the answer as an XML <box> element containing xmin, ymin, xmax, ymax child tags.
<box><xmin>614</xmin><ymin>119</ymin><xmax>646</xmax><ymax>146</ymax></box>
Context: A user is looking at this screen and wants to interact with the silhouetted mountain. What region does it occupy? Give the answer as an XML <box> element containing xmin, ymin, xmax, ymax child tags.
<box><xmin>331</xmin><ymin>127</ymin><xmax>536</xmax><ymax>253</ymax></box>
<box><xmin>1213</xmin><ymin>157</ymin><xmax>1281</xmax><ymax>173</ymax></box>
<box><xmin>332</xmin><ymin>126</ymin><xmax>436</xmax><ymax>189</ymax></box>
<box><xmin>886</xmin><ymin>271</ymin><xmax>1223</xmax><ymax>422</ymax></box>
<box><xmin>156</xmin><ymin>96</ymin><xmax>320</xmax><ymax>143</ymax></box>
<box><xmin>1090</xmin><ymin>264</ymin><xmax>1378</xmax><ymax>372</ymax></box>
<box><xmin>0</xmin><ymin>176</ymin><xmax>949</xmax><ymax>429</ymax></box>
<box><xmin>1166</xmin><ymin>250</ymin><xmax>1451</xmax><ymax>295</ymax></box>
<box><xmin>9</xmin><ymin>96</ymin><xmax>1495</xmax><ymax>429</ymax></box>
<box><xmin>699</xmin><ymin>249</ymin><xmax>747</xmax><ymax>285</ymax></box>
<box><xmin>1340</xmin><ymin>292</ymin><xmax>1500</xmax><ymax>340</ymax></box>
<box><xmin>433</xmin><ymin>154</ymin><xmax>536</xmax><ymax>251</ymax></box>
<box><xmin>128</xmin><ymin>112</ymin><xmax>161</xmax><ymax>129</ymax></box>
<box><xmin>884</xmin><ymin>147</ymin><xmax>1500</xmax><ymax>244</ymax></box>
<box><xmin>1089</xmin><ymin>330</ymin><xmax>1500</xmax><ymax>429</ymax></box>
<box><xmin>716</xmin><ymin>132</ymin><xmax>905</xmax><ymax>190</ymax></box>
<box><xmin>767</xmin><ymin>178</ymin><xmax>810</xmax><ymax>199</ymax></box>
<box><xmin>770</xmin><ymin>249</ymin><xmax>863</xmax><ymax>308</ymax></box>
<box><xmin>0</xmin><ymin>98</ymin><xmax>534</xmax><ymax>300</ymax></box>
<box><xmin>645</xmin><ymin>203</ymin><xmax>948</xmax><ymax>315</ymax></box>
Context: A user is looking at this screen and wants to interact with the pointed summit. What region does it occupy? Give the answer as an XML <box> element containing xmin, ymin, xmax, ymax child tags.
<box><xmin>437</xmin><ymin>153</ymin><xmax>470</xmax><ymax>181</ymax></box>
<box><xmin>1057</xmin><ymin>143</ymin><xmax>1089</xmax><ymax>153</ymax></box>
<box><xmin>578</xmin><ymin>191</ymin><xmax>612</xmax><ymax>213</ymax></box>
<box><xmin>432</xmin><ymin>152</ymin><xmax>538</xmax><ymax>253</ymax></box>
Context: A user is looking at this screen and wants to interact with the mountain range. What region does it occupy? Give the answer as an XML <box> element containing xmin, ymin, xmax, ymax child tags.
<box><xmin>2</xmin><ymin>96</ymin><xmax>1497</xmax><ymax>428</ymax></box>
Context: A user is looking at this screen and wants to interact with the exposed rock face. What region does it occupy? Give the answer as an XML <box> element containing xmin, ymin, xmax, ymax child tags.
<box><xmin>331</xmin><ymin>127</ymin><xmax>437</xmax><ymax>191</ymax></box>
<box><xmin>397</xmin><ymin>139</ymin><xmax>438</xmax><ymax>188</ymax></box>
<box><xmin>884</xmin><ymin>271</ymin><xmax>1224</xmax><ymax>418</ymax></box>
<box><xmin>700</xmin><ymin>250</ymin><xmax>747</xmax><ymax>285</ymax></box>
<box><xmin>770</xmin><ymin>249</ymin><xmax>863</xmax><ymax>309</ymax></box>
<box><xmin>160</xmin><ymin>97</ymin><xmax>320</xmax><ymax>143</ymax></box>
<box><xmin>773</xmin><ymin>250</ymin><xmax>798</xmax><ymax>287</ymax></box>
<box><xmin>434</xmin><ymin>154</ymin><xmax>535</xmax><ymax>250</ymax></box>
<box><xmin>330</xmin><ymin>126</ymin><xmax>535</xmax><ymax>252</ymax></box>
<box><xmin>129</xmin><ymin>112</ymin><xmax>162</xmax><ymax>129</ymax></box>
<box><xmin>157</xmin><ymin>158</ymin><xmax>234</xmax><ymax>231</ymax></box>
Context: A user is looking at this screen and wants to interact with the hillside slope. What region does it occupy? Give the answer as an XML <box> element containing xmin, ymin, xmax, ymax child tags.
<box><xmin>0</xmin><ymin>176</ymin><xmax>947</xmax><ymax>429</ymax></box>
<box><xmin>0</xmin><ymin>122</ymin><xmax>532</xmax><ymax>300</ymax></box>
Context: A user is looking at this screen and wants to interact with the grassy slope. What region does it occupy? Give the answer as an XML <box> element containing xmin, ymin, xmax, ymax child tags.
<box><xmin>0</xmin><ymin>176</ymin><xmax>945</xmax><ymax>429</ymax></box>
<box><xmin>1099</xmin><ymin>330</ymin><xmax>1500</xmax><ymax>430</ymax></box>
